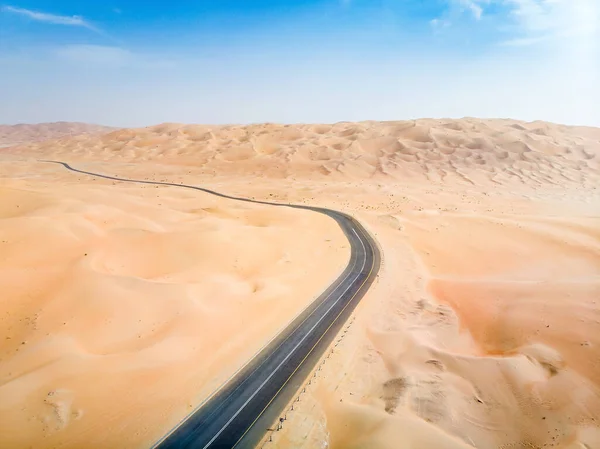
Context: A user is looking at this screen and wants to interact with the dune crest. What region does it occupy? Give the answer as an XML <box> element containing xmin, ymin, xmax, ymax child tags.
<box><xmin>9</xmin><ymin>119</ymin><xmax>599</xmax><ymax>188</ymax></box>
<box><xmin>0</xmin><ymin>122</ymin><xmax>116</xmax><ymax>148</ymax></box>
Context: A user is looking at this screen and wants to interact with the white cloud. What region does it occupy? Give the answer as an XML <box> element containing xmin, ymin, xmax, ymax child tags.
<box><xmin>430</xmin><ymin>17</ymin><xmax>452</xmax><ymax>30</ymax></box>
<box><xmin>443</xmin><ymin>0</ymin><xmax>490</xmax><ymax>20</ymax></box>
<box><xmin>433</xmin><ymin>0</ymin><xmax>600</xmax><ymax>46</ymax></box>
<box><xmin>502</xmin><ymin>0</ymin><xmax>600</xmax><ymax>44</ymax></box>
<box><xmin>430</xmin><ymin>0</ymin><xmax>488</xmax><ymax>30</ymax></box>
<box><xmin>1</xmin><ymin>5</ymin><xmax>99</xmax><ymax>32</ymax></box>
<box><xmin>461</xmin><ymin>0</ymin><xmax>485</xmax><ymax>19</ymax></box>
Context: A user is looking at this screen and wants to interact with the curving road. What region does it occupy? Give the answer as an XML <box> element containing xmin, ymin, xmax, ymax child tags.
<box><xmin>42</xmin><ymin>160</ymin><xmax>381</xmax><ymax>449</ymax></box>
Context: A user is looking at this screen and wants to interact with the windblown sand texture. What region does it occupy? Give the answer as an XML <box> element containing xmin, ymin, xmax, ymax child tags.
<box><xmin>1</xmin><ymin>118</ymin><xmax>600</xmax><ymax>449</ymax></box>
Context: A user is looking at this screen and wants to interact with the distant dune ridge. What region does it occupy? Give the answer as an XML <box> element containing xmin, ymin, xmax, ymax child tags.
<box><xmin>0</xmin><ymin>122</ymin><xmax>116</xmax><ymax>148</ymax></box>
<box><xmin>7</xmin><ymin>118</ymin><xmax>600</xmax><ymax>188</ymax></box>
<box><xmin>1</xmin><ymin>118</ymin><xmax>599</xmax><ymax>449</ymax></box>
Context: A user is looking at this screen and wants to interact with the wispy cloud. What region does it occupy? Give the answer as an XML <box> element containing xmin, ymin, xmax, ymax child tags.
<box><xmin>503</xmin><ymin>0</ymin><xmax>600</xmax><ymax>44</ymax></box>
<box><xmin>430</xmin><ymin>0</ymin><xmax>488</xmax><ymax>29</ymax></box>
<box><xmin>430</xmin><ymin>17</ymin><xmax>451</xmax><ymax>32</ymax></box>
<box><xmin>432</xmin><ymin>0</ymin><xmax>600</xmax><ymax>46</ymax></box>
<box><xmin>1</xmin><ymin>5</ymin><xmax>100</xmax><ymax>32</ymax></box>
<box><xmin>458</xmin><ymin>0</ymin><xmax>487</xmax><ymax>20</ymax></box>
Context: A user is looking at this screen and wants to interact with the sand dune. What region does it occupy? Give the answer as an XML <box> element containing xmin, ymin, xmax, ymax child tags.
<box><xmin>0</xmin><ymin>122</ymin><xmax>115</xmax><ymax>148</ymax></box>
<box><xmin>366</xmin><ymin>214</ymin><xmax>600</xmax><ymax>448</ymax></box>
<box><xmin>8</xmin><ymin>119</ymin><xmax>600</xmax><ymax>189</ymax></box>
<box><xmin>0</xmin><ymin>171</ymin><xmax>348</xmax><ymax>448</ymax></box>
<box><xmin>1</xmin><ymin>118</ymin><xmax>600</xmax><ymax>448</ymax></box>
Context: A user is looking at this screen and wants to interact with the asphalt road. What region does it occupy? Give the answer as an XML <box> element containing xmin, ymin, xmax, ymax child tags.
<box><xmin>43</xmin><ymin>160</ymin><xmax>381</xmax><ymax>449</ymax></box>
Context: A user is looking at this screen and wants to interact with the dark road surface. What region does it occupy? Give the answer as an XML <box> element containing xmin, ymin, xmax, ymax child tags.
<box><xmin>43</xmin><ymin>160</ymin><xmax>381</xmax><ymax>449</ymax></box>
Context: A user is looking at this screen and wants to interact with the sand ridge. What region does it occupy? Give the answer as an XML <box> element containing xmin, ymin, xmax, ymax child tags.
<box><xmin>0</xmin><ymin>122</ymin><xmax>116</xmax><ymax>148</ymax></box>
<box><xmin>8</xmin><ymin>119</ymin><xmax>600</xmax><ymax>189</ymax></box>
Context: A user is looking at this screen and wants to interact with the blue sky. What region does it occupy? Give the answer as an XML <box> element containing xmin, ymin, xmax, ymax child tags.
<box><xmin>1</xmin><ymin>0</ymin><xmax>599</xmax><ymax>126</ymax></box>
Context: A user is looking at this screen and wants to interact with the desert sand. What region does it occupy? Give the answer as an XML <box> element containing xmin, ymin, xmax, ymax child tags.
<box><xmin>0</xmin><ymin>122</ymin><xmax>115</xmax><ymax>148</ymax></box>
<box><xmin>0</xmin><ymin>161</ymin><xmax>349</xmax><ymax>447</ymax></box>
<box><xmin>1</xmin><ymin>118</ymin><xmax>599</xmax><ymax>449</ymax></box>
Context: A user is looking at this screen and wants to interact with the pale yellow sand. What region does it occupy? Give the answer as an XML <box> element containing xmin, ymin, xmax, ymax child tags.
<box><xmin>7</xmin><ymin>119</ymin><xmax>600</xmax><ymax>188</ymax></box>
<box><xmin>0</xmin><ymin>167</ymin><xmax>348</xmax><ymax>448</ymax></box>
<box><xmin>0</xmin><ymin>122</ymin><xmax>115</xmax><ymax>148</ymax></box>
<box><xmin>1</xmin><ymin>118</ymin><xmax>600</xmax><ymax>448</ymax></box>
